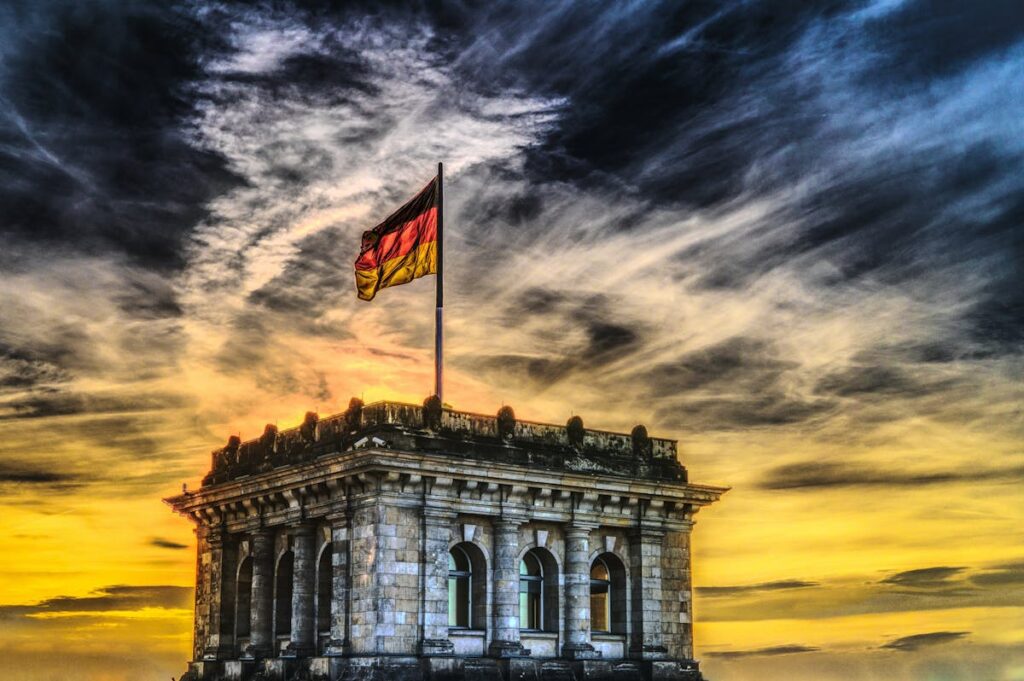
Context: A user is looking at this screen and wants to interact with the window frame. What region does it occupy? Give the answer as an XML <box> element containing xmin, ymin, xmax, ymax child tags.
<box><xmin>589</xmin><ymin>556</ymin><xmax>612</xmax><ymax>633</ymax></box>
<box><xmin>448</xmin><ymin>545</ymin><xmax>473</xmax><ymax>629</ymax></box>
<box><xmin>519</xmin><ymin>551</ymin><xmax>545</xmax><ymax>632</ymax></box>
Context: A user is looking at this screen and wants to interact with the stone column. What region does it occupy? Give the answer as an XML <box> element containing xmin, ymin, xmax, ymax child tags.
<box><xmin>246</xmin><ymin>529</ymin><xmax>275</xmax><ymax>658</ymax></box>
<box><xmin>195</xmin><ymin>524</ymin><xmax>237</xmax><ymax>659</ymax></box>
<box><xmin>563</xmin><ymin>522</ymin><xmax>601</xmax><ymax>660</ymax></box>
<box><xmin>192</xmin><ymin>526</ymin><xmax>212</xmax><ymax>661</ymax></box>
<box><xmin>420</xmin><ymin>506</ymin><xmax>456</xmax><ymax>656</ymax></box>
<box><xmin>325</xmin><ymin>511</ymin><xmax>350</xmax><ymax>656</ymax></box>
<box><xmin>629</xmin><ymin>526</ymin><xmax>668</xmax><ymax>660</ymax></box>
<box><xmin>488</xmin><ymin>517</ymin><xmax>530</xmax><ymax>658</ymax></box>
<box><xmin>286</xmin><ymin>524</ymin><xmax>316</xmax><ymax>657</ymax></box>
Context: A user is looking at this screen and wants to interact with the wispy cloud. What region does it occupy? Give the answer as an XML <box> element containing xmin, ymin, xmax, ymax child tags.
<box><xmin>706</xmin><ymin>644</ymin><xmax>820</xmax><ymax>659</ymax></box>
<box><xmin>881</xmin><ymin>631</ymin><xmax>969</xmax><ymax>652</ymax></box>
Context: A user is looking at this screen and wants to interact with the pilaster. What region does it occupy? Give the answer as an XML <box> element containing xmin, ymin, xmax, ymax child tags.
<box><xmin>419</xmin><ymin>505</ymin><xmax>456</xmax><ymax>656</ymax></box>
<box><xmin>563</xmin><ymin>522</ymin><xmax>601</xmax><ymax>660</ymax></box>
<box><xmin>284</xmin><ymin>523</ymin><xmax>316</xmax><ymax>657</ymax></box>
<box><xmin>245</xmin><ymin>529</ymin><xmax>275</xmax><ymax>659</ymax></box>
<box><xmin>488</xmin><ymin>516</ymin><xmax>530</xmax><ymax>658</ymax></box>
<box><xmin>629</xmin><ymin>525</ymin><xmax>668</xmax><ymax>660</ymax></box>
<box><xmin>325</xmin><ymin>509</ymin><xmax>350</xmax><ymax>656</ymax></box>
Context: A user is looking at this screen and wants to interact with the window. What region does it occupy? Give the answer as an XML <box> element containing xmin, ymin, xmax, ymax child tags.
<box><xmin>590</xmin><ymin>552</ymin><xmax>627</xmax><ymax>634</ymax></box>
<box><xmin>519</xmin><ymin>552</ymin><xmax>544</xmax><ymax>630</ymax></box>
<box><xmin>316</xmin><ymin>544</ymin><xmax>332</xmax><ymax>634</ymax></box>
<box><xmin>448</xmin><ymin>546</ymin><xmax>472</xmax><ymax>627</ymax></box>
<box><xmin>275</xmin><ymin>550</ymin><xmax>294</xmax><ymax>638</ymax></box>
<box><xmin>590</xmin><ymin>558</ymin><xmax>611</xmax><ymax>632</ymax></box>
<box><xmin>235</xmin><ymin>557</ymin><xmax>253</xmax><ymax>641</ymax></box>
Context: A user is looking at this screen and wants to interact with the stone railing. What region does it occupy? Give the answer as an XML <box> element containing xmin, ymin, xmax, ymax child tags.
<box><xmin>202</xmin><ymin>398</ymin><xmax>685</xmax><ymax>487</ymax></box>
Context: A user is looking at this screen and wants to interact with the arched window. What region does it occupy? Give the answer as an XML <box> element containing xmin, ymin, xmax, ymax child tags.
<box><xmin>590</xmin><ymin>552</ymin><xmax>627</xmax><ymax>634</ymax></box>
<box><xmin>590</xmin><ymin>558</ymin><xmax>611</xmax><ymax>632</ymax></box>
<box><xmin>316</xmin><ymin>544</ymin><xmax>332</xmax><ymax>636</ymax></box>
<box><xmin>448</xmin><ymin>542</ymin><xmax>487</xmax><ymax>630</ymax></box>
<box><xmin>275</xmin><ymin>550</ymin><xmax>294</xmax><ymax>639</ymax></box>
<box><xmin>235</xmin><ymin>556</ymin><xmax>253</xmax><ymax>642</ymax></box>
<box><xmin>519</xmin><ymin>552</ymin><xmax>543</xmax><ymax>630</ymax></box>
<box><xmin>448</xmin><ymin>545</ymin><xmax>472</xmax><ymax>627</ymax></box>
<box><xmin>519</xmin><ymin>548</ymin><xmax>557</xmax><ymax>631</ymax></box>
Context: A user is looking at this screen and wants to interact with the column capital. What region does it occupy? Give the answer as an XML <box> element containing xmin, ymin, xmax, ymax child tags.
<box><xmin>630</xmin><ymin>525</ymin><xmax>666</xmax><ymax>541</ymax></box>
<box><xmin>290</xmin><ymin>522</ymin><xmax>316</xmax><ymax>537</ymax></box>
<box><xmin>202</xmin><ymin>526</ymin><xmax>229</xmax><ymax>546</ymax></box>
<box><xmin>422</xmin><ymin>505</ymin><xmax>457</xmax><ymax>524</ymax></box>
<box><xmin>494</xmin><ymin>515</ymin><xmax>528</xmax><ymax>531</ymax></box>
<box><xmin>325</xmin><ymin>508</ymin><xmax>349</xmax><ymax>524</ymax></box>
<box><xmin>565</xmin><ymin>520</ymin><xmax>599</xmax><ymax>536</ymax></box>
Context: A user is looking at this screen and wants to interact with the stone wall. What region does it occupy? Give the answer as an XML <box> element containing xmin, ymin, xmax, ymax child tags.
<box><xmin>661</xmin><ymin>529</ymin><xmax>693</xmax><ymax>660</ymax></box>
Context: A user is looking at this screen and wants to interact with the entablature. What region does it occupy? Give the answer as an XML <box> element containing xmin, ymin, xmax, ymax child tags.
<box><xmin>166</xmin><ymin>448</ymin><xmax>727</xmax><ymax>534</ymax></box>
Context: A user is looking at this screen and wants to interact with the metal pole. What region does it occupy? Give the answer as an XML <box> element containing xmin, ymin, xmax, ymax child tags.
<box><xmin>435</xmin><ymin>162</ymin><xmax>443</xmax><ymax>402</ymax></box>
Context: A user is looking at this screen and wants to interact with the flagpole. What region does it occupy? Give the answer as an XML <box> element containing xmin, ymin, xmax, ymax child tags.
<box><xmin>435</xmin><ymin>162</ymin><xmax>443</xmax><ymax>403</ymax></box>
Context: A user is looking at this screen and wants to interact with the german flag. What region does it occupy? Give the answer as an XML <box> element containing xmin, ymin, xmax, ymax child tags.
<box><xmin>354</xmin><ymin>177</ymin><xmax>438</xmax><ymax>301</ymax></box>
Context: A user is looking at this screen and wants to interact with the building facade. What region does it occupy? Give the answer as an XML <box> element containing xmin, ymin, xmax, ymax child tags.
<box><xmin>166</xmin><ymin>398</ymin><xmax>726</xmax><ymax>681</ymax></box>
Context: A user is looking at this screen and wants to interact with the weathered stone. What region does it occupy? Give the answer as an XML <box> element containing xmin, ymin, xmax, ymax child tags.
<box><xmin>167</xmin><ymin>400</ymin><xmax>726</xmax><ymax>680</ymax></box>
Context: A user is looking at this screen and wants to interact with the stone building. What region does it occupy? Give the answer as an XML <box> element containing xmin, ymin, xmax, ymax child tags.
<box><xmin>166</xmin><ymin>397</ymin><xmax>726</xmax><ymax>681</ymax></box>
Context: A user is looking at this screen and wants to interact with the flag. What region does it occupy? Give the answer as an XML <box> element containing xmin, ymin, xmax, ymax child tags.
<box><xmin>354</xmin><ymin>177</ymin><xmax>438</xmax><ymax>301</ymax></box>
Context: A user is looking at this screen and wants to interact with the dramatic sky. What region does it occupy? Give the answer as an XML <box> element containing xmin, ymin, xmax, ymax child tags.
<box><xmin>1</xmin><ymin>1</ymin><xmax>1022</xmax><ymax>679</ymax></box>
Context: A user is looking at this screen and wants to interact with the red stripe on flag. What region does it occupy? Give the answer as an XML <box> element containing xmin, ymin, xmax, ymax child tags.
<box><xmin>354</xmin><ymin>206</ymin><xmax>437</xmax><ymax>271</ymax></box>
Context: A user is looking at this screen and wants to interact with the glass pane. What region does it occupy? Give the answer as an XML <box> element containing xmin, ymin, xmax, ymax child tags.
<box><xmin>448</xmin><ymin>552</ymin><xmax>457</xmax><ymax>571</ymax></box>
<box><xmin>448</xmin><ymin>577</ymin><xmax>458</xmax><ymax>626</ymax></box>
<box><xmin>591</xmin><ymin>590</ymin><xmax>609</xmax><ymax>632</ymax></box>
<box><xmin>519</xmin><ymin>589</ymin><xmax>542</xmax><ymax>630</ymax></box>
<box><xmin>591</xmin><ymin>559</ymin><xmax>609</xmax><ymax>581</ymax></box>
<box><xmin>455</xmin><ymin>576</ymin><xmax>470</xmax><ymax>627</ymax></box>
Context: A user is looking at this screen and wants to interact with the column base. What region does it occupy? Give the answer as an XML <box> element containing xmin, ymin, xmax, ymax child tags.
<box><xmin>488</xmin><ymin>640</ymin><xmax>532</xmax><ymax>658</ymax></box>
<box><xmin>562</xmin><ymin>642</ymin><xmax>602</xmax><ymax>660</ymax></box>
<box><xmin>324</xmin><ymin>638</ymin><xmax>350</xmax><ymax>657</ymax></box>
<box><xmin>241</xmin><ymin>643</ymin><xmax>274</xmax><ymax>660</ymax></box>
<box><xmin>630</xmin><ymin>644</ymin><xmax>669</xmax><ymax>661</ymax></box>
<box><xmin>203</xmin><ymin>642</ymin><xmax>237</xmax><ymax>660</ymax></box>
<box><xmin>281</xmin><ymin>641</ymin><xmax>316</xmax><ymax>658</ymax></box>
<box><xmin>420</xmin><ymin>638</ymin><xmax>455</xmax><ymax>656</ymax></box>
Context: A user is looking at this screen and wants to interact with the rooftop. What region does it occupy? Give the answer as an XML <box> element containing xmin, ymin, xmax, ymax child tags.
<box><xmin>201</xmin><ymin>397</ymin><xmax>688</xmax><ymax>488</ymax></box>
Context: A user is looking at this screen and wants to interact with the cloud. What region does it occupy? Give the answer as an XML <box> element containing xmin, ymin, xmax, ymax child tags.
<box><xmin>881</xmin><ymin>631</ymin><xmax>969</xmax><ymax>652</ymax></box>
<box><xmin>0</xmin><ymin>462</ymin><xmax>78</xmax><ymax>486</ymax></box>
<box><xmin>970</xmin><ymin>561</ymin><xmax>1024</xmax><ymax>587</ymax></box>
<box><xmin>706</xmin><ymin>645</ymin><xmax>820</xmax><ymax>659</ymax></box>
<box><xmin>759</xmin><ymin>461</ymin><xmax>1024</xmax><ymax>490</ymax></box>
<box><xmin>697</xmin><ymin>580</ymin><xmax>819</xmax><ymax>597</ymax></box>
<box><xmin>0</xmin><ymin>585</ymin><xmax>193</xmax><ymax>620</ymax></box>
<box><xmin>149</xmin><ymin>538</ymin><xmax>189</xmax><ymax>550</ymax></box>
<box><xmin>881</xmin><ymin>567</ymin><xmax>966</xmax><ymax>588</ymax></box>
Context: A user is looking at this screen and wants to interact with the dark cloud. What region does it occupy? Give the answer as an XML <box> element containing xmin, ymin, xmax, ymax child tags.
<box><xmin>466</xmin><ymin>290</ymin><xmax>643</xmax><ymax>391</ymax></box>
<box><xmin>880</xmin><ymin>631</ymin><xmax>969</xmax><ymax>652</ymax></box>
<box><xmin>814</xmin><ymin>365</ymin><xmax>957</xmax><ymax>399</ymax></box>
<box><xmin>759</xmin><ymin>461</ymin><xmax>1024</xmax><ymax>490</ymax></box>
<box><xmin>0</xmin><ymin>390</ymin><xmax>185</xmax><ymax>421</ymax></box>
<box><xmin>706</xmin><ymin>645</ymin><xmax>820</xmax><ymax>659</ymax></box>
<box><xmin>0</xmin><ymin>2</ymin><xmax>242</xmax><ymax>270</ymax></box>
<box><xmin>881</xmin><ymin>567</ymin><xmax>966</xmax><ymax>589</ymax></box>
<box><xmin>0</xmin><ymin>585</ymin><xmax>192</xmax><ymax>620</ymax></box>
<box><xmin>646</xmin><ymin>337</ymin><xmax>798</xmax><ymax>396</ymax></box>
<box><xmin>970</xmin><ymin>561</ymin><xmax>1024</xmax><ymax>587</ymax></box>
<box><xmin>0</xmin><ymin>461</ymin><xmax>78</xmax><ymax>486</ymax></box>
<box><xmin>697</xmin><ymin>580</ymin><xmax>819</xmax><ymax>597</ymax></box>
<box><xmin>655</xmin><ymin>392</ymin><xmax>836</xmax><ymax>432</ymax></box>
<box><xmin>149</xmin><ymin>538</ymin><xmax>188</xmax><ymax>550</ymax></box>
<box><xmin>865</xmin><ymin>0</ymin><xmax>1024</xmax><ymax>84</ymax></box>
